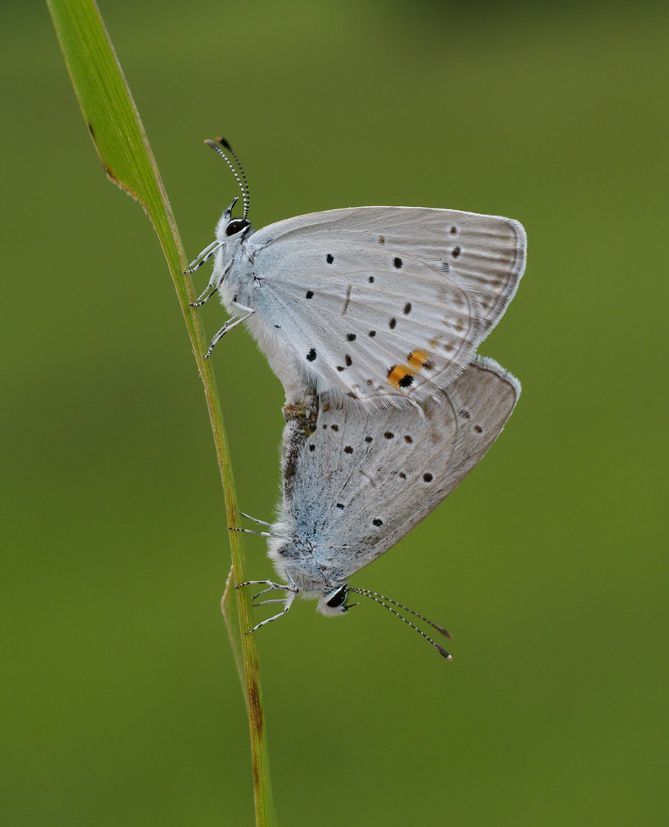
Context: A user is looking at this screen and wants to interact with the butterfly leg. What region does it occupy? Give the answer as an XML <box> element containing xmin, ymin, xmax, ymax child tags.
<box><xmin>240</xmin><ymin>512</ymin><xmax>272</xmax><ymax>527</ymax></box>
<box><xmin>236</xmin><ymin>579</ymin><xmax>298</xmax><ymax>632</ymax></box>
<box><xmin>190</xmin><ymin>283</ymin><xmax>219</xmax><ymax>308</ymax></box>
<box><xmin>230</xmin><ymin>526</ymin><xmax>271</xmax><ymax>537</ymax></box>
<box><xmin>228</xmin><ymin>526</ymin><xmax>281</xmax><ymax>539</ymax></box>
<box><xmin>238</xmin><ymin>579</ymin><xmax>297</xmax><ymax>599</ymax></box>
<box><xmin>229</xmin><ymin>510</ymin><xmax>286</xmax><ymax>538</ymax></box>
<box><xmin>183</xmin><ymin>240</ymin><xmax>220</xmax><ymax>274</ymax></box>
<box><xmin>237</xmin><ymin>579</ymin><xmax>297</xmax><ymax>593</ymax></box>
<box><xmin>190</xmin><ymin>260</ymin><xmax>232</xmax><ymax>308</ymax></box>
<box><xmin>247</xmin><ymin>591</ymin><xmax>296</xmax><ymax>634</ymax></box>
<box><xmin>252</xmin><ymin>598</ymin><xmax>289</xmax><ymax>607</ymax></box>
<box><xmin>204</xmin><ymin>303</ymin><xmax>255</xmax><ymax>359</ymax></box>
<box><xmin>250</xmin><ymin>585</ymin><xmax>283</xmax><ymax>601</ymax></box>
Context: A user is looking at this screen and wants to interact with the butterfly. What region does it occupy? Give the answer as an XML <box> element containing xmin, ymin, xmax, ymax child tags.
<box><xmin>186</xmin><ymin>138</ymin><xmax>526</xmax><ymax>406</ymax></box>
<box><xmin>234</xmin><ymin>355</ymin><xmax>520</xmax><ymax>659</ymax></box>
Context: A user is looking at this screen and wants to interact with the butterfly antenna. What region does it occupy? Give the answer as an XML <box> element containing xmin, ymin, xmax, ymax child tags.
<box><xmin>218</xmin><ymin>137</ymin><xmax>251</xmax><ymax>219</ymax></box>
<box><xmin>348</xmin><ymin>587</ymin><xmax>453</xmax><ymax>660</ymax></box>
<box><xmin>349</xmin><ymin>587</ymin><xmax>452</xmax><ymax>637</ymax></box>
<box><xmin>203</xmin><ymin>137</ymin><xmax>250</xmax><ymax>220</ymax></box>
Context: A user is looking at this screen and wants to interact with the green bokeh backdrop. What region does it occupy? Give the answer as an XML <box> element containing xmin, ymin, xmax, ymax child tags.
<box><xmin>3</xmin><ymin>2</ymin><xmax>668</xmax><ymax>824</ymax></box>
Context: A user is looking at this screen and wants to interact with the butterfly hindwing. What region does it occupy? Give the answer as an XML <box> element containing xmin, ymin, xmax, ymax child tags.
<box><xmin>247</xmin><ymin>207</ymin><xmax>525</xmax><ymax>403</ymax></box>
<box><xmin>274</xmin><ymin>356</ymin><xmax>520</xmax><ymax>580</ymax></box>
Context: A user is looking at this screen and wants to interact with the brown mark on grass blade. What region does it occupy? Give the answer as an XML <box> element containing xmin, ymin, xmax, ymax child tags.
<box><xmin>248</xmin><ymin>676</ymin><xmax>264</xmax><ymax>735</ymax></box>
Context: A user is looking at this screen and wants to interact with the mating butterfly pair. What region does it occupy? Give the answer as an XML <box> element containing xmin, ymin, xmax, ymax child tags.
<box><xmin>187</xmin><ymin>139</ymin><xmax>525</xmax><ymax>658</ymax></box>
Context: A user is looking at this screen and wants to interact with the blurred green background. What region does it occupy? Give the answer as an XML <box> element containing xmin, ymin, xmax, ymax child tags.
<box><xmin>2</xmin><ymin>1</ymin><xmax>668</xmax><ymax>824</ymax></box>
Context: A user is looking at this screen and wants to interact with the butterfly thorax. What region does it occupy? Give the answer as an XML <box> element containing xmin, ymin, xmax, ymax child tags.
<box><xmin>213</xmin><ymin>230</ymin><xmax>256</xmax><ymax>314</ymax></box>
<box><xmin>267</xmin><ymin>531</ymin><xmax>346</xmax><ymax>598</ymax></box>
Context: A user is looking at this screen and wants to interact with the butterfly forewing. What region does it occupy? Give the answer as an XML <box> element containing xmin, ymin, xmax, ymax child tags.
<box><xmin>276</xmin><ymin>356</ymin><xmax>520</xmax><ymax>579</ymax></box>
<box><xmin>248</xmin><ymin>207</ymin><xmax>525</xmax><ymax>403</ymax></box>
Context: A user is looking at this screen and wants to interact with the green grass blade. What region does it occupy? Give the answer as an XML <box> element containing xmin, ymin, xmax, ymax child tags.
<box><xmin>46</xmin><ymin>2</ymin><xmax>277</xmax><ymax>824</ymax></box>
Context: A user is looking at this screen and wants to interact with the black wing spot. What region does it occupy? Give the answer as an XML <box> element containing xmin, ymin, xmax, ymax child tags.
<box><xmin>336</xmin><ymin>503</ymin><xmax>345</xmax><ymax>509</ymax></box>
<box><xmin>378</xmin><ymin>235</ymin><xmax>385</xmax><ymax>244</ymax></box>
<box><xmin>337</xmin><ymin>366</ymin><xmax>345</xmax><ymax>372</ymax></box>
<box><xmin>450</xmin><ymin>225</ymin><xmax>458</xmax><ymax>234</ymax></box>
<box><xmin>368</xmin><ymin>330</ymin><xmax>376</xmax><ymax>337</ymax></box>
<box><xmin>389</xmin><ymin>318</ymin><xmax>397</xmax><ymax>330</ymax></box>
<box><xmin>399</xmin><ymin>374</ymin><xmax>414</xmax><ymax>388</ymax></box>
<box><xmin>365</xmin><ymin>436</ymin><xmax>373</xmax><ymax>443</ymax></box>
<box><xmin>399</xmin><ymin>472</ymin><xmax>407</xmax><ymax>480</ymax></box>
<box><xmin>326</xmin><ymin>253</ymin><xmax>334</xmax><ymax>264</ymax></box>
<box><xmin>346</xmin><ymin>333</ymin><xmax>356</xmax><ymax>341</ymax></box>
<box><xmin>309</xmin><ymin>444</ymin><xmax>316</xmax><ymax>452</ymax></box>
<box><xmin>306</xmin><ymin>348</ymin><xmax>317</xmax><ymax>362</ymax></box>
<box><xmin>393</xmin><ymin>257</ymin><xmax>403</xmax><ymax>269</ymax></box>
<box><xmin>322</xmin><ymin>424</ymin><xmax>328</xmax><ymax>429</ymax></box>
<box><xmin>459</xmin><ymin>409</ymin><xmax>471</xmax><ymax>419</ymax></box>
<box><xmin>368</xmin><ymin>276</ymin><xmax>375</xmax><ymax>284</ymax></box>
<box><xmin>474</xmin><ymin>424</ymin><xmax>483</xmax><ymax>433</ymax></box>
<box><xmin>345</xmin><ymin>354</ymin><xmax>352</xmax><ymax>366</ymax></box>
<box><xmin>404</xmin><ymin>303</ymin><xmax>412</xmax><ymax>315</ymax></box>
<box><xmin>305</xmin><ymin>290</ymin><xmax>314</xmax><ymax>299</ymax></box>
<box><xmin>423</xmin><ymin>473</ymin><xmax>433</xmax><ymax>482</ymax></box>
<box><xmin>452</xmin><ymin>245</ymin><xmax>461</xmax><ymax>258</ymax></box>
<box><xmin>384</xmin><ymin>431</ymin><xmax>394</xmax><ymax>440</ymax></box>
<box><xmin>331</xmin><ymin>424</ymin><xmax>339</xmax><ymax>432</ymax></box>
<box><xmin>404</xmin><ymin>435</ymin><xmax>413</xmax><ymax>444</ymax></box>
<box><xmin>372</xmin><ymin>518</ymin><xmax>383</xmax><ymax>527</ymax></box>
<box><xmin>344</xmin><ymin>446</ymin><xmax>353</xmax><ymax>454</ymax></box>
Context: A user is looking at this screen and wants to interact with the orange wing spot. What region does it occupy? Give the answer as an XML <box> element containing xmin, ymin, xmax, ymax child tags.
<box><xmin>407</xmin><ymin>349</ymin><xmax>430</xmax><ymax>369</ymax></box>
<box><xmin>387</xmin><ymin>364</ymin><xmax>416</xmax><ymax>389</ymax></box>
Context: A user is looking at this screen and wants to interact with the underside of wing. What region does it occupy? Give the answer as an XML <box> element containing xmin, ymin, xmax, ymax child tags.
<box><xmin>280</xmin><ymin>356</ymin><xmax>520</xmax><ymax>579</ymax></box>
<box><xmin>249</xmin><ymin>207</ymin><xmax>526</xmax><ymax>404</ymax></box>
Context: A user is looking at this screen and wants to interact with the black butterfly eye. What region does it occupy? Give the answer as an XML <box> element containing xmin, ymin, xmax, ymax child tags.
<box><xmin>325</xmin><ymin>585</ymin><xmax>348</xmax><ymax>608</ymax></box>
<box><xmin>225</xmin><ymin>218</ymin><xmax>250</xmax><ymax>237</ymax></box>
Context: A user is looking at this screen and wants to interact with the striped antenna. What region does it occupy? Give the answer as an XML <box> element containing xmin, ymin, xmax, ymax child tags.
<box><xmin>218</xmin><ymin>137</ymin><xmax>251</xmax><ymax>219</ymax></box>
<box><xmin>348</xmin><ymin>586</ymin><xmax>453</xmax><ymax>661</ymax></box>
<box><xmin>203</xmin><ymin>137</ymin><xmax>250</xmax><ymax>220</ymax></box>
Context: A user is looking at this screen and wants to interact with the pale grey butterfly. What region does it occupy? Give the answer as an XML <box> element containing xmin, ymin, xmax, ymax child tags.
<box><xmin>186</xmin><ymin>138</ymin><xmax>527</xmax><ymax>405</ymax></box>
<box><xmin>234</xmin><ymin>355</ymin><xmax>520</xmax><ymax>659</ymax></box>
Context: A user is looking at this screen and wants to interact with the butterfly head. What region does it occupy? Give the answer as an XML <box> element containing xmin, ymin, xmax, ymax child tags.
<box><xmin>215</xmin><ymin>196</ymin><xmax>252</xmax><ymax>244</ymax></box>
<box><xmin>317</xmin><ymin>584</ymin><xmax>356</xmax><ymax>617</ymax></box>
